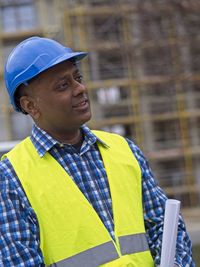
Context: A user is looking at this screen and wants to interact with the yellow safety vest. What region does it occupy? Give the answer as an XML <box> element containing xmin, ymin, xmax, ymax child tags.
<box><xmin>4</xmin><ymin>130</ymin><xmax>154</xmax><ymax>267</ymax></box>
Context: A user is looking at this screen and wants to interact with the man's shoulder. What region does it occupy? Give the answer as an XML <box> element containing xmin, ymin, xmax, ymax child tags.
<box><xmin>0</xmin><ymin>156</ymin><xmax>14</xmax><ymax>182</ymax></box>
<box><xmin>92</xmin><ymin>129</ymin><xmax>125</xmax><ymax>139</ymax></box>
<box><xmin>0</xmin><ymin>138</ymin><xmax>31</xmax><ymax>173</ymax></box>
<box><xmin>4</xmin><ymin>137</ymin><xmax>32</xmax><ymax>157</ymax></box>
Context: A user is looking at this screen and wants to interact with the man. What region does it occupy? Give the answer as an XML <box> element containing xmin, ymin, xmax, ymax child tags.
<box><xmin>0</xmin><ymin>37</ymin><xmax>194</xmax><ymax>266</ymax></box>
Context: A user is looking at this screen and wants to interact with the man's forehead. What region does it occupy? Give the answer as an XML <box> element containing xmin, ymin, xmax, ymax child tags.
<box><xmin>51</xmin><ymin>60</ymin><xmax>80</xmax><ymax>74</ymax></box>
<box><xmin>34</xmin><ymin>60</ymin><xmax>80</xmax><ymax>82</ymax></box>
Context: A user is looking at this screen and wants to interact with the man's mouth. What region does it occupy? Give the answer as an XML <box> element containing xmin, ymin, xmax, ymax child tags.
<box><xmin>73</xmin><ymin>99</ymin><xmax>87</xmax><ymax>107</ymax></box>
<box><xmin>72</xmin><ymin>99</ymin><xmax>89</xmax><ymax>110</ymax></box>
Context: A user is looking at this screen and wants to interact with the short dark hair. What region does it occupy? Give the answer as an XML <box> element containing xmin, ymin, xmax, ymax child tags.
<box><xmin>14</xmin><ymin>74</ymin><xmax>39</xmax><ymax>114</ymax></box>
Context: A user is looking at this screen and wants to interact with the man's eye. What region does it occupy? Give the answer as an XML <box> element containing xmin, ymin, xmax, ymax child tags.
<box><xmin>75</xmin><ymin>75</ymin><xmax>83</xmax><ymax>83</ymax></box>
<box><xmin>57</xmin><ymin>82</ymin><xmax>69</xmax><ymax>90</ymax></box>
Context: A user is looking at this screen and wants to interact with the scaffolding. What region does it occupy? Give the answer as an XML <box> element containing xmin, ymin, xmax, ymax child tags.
<box><xmin>63</xmin><ymin>0</ymin><xmax>200</xmax><ymax>207</ymax></box>
<box><xmin>0</xmin><ymin>0</ymin><xmax>200</xmax><ymax>208</ymax></box>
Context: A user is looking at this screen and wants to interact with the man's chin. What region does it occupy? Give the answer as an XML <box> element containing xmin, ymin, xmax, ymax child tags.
<box><xmin>79</xmin><ymin>111</ymin><xmax>92</xmax><ymax>126</ymax></box>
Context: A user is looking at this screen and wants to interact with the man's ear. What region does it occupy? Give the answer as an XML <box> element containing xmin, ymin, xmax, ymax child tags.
<box><xmin>20</xmin><ymin>96</ymin><xmax>41</xmax><ymax>119</ymax></box>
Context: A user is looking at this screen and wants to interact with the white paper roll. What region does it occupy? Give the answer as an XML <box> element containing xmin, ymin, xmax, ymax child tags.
<box><xmin>160</xmin><ymin>199</ymin><xmax>181</xmax><ymax>267</ymax></box>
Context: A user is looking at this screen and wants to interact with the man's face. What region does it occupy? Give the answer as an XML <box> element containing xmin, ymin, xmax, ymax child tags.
<box><xmin>25</xmin><ymin>60</ymin><xmax>91</xmax><ymax>134</ymax></box>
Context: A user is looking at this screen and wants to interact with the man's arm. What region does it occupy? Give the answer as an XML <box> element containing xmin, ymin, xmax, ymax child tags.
<box><xmin>126</xmin><ymin>138</ymin><xmax>195</xmax><ymax>267</ymax></box>
<box><xmin>0</xmin><ymin>159</ymin><xmax>44</xmax><ymax>267</ymax></box>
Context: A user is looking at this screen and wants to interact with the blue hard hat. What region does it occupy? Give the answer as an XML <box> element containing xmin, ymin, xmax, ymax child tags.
<box><xmin>4</xmin><ymin>36</ymin><xmax>88</xmax><ymax>112</ymax></box>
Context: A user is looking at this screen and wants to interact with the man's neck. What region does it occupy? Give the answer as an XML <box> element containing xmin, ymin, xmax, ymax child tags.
<box><xmin>61</xmin><ymin>129</ymin><xmax>83</xmax><ymax>145</ymax></box>
<box><xmin>36</xmin><ymin>124</ymin><xmax>83</xmax><ymax>145</ymax></box>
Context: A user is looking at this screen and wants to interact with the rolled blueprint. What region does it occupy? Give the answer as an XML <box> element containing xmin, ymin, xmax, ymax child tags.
<box><xmin>160</xmin><ymin>199</ymin><xmax>181</xmax><ymax>267</ymax></box>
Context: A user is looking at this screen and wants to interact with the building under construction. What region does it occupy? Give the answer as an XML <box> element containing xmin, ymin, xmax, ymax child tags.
<box><xmin>0</xmin><ymin>0</ymin><xmax>200</xmax><ymax>209</ymax></box>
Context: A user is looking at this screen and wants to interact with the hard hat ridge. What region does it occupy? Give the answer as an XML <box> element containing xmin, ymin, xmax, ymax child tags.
<box><xmin>4</xmin><ymin>36</ymin><xmax>88</xmax><ymax>112</ymax></box>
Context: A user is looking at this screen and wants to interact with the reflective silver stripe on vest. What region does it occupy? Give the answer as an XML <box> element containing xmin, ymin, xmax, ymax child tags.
<box><xmin>47</xmin><ymin>241</ymin><xmax>119</xmax><ymax>267</ymax></box>
<box><xmin>119</xmin><ymin>233</ymin><xmax>149</xmax><ymax>255</ymax></box>
<box><xmin>48</xmin><ymin>233</ymin><xmax>149</xmax><ymax>267</ymax></box>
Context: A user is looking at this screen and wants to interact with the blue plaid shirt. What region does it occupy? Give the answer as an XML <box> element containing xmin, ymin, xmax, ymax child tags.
<box><xmin>0</xmin><ymin>124</ymin><xmax>194</xmax><ymax>267</ymax></box>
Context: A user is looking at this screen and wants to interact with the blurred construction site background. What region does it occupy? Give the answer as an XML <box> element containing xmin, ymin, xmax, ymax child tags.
<box><xmin>0</xmin><ymin>0</ymin><xmax>200</xmax><ymax>263</ymax></box>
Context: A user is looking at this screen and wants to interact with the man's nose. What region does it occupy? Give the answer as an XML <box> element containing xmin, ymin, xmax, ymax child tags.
<box><xmin>72</xmin><ymin>80</ymin><xmax>86</xmax><ymax>96</ymax></box>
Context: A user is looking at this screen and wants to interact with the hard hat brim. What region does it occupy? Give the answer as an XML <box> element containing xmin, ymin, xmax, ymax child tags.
<box><xmin>52</xmin><ymin>51</ymin><xmax>88</xmax><ymax>66</ymax></box>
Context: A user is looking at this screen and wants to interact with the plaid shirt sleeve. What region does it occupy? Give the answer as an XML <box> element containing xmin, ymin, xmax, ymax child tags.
<box><xmin>126</xmin><ymin>138</ymin><xmax>195</xmax><ymax>267</ymax></box>
<box><xmin>0</xmin><ymin>158</ymin><xmax>45</xmax><ymax>267</ymax></box>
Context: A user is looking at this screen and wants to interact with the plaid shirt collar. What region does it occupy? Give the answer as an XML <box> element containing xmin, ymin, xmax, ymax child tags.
<box><xmin>30</xmin><ymin>124</ymin><xmax>108</xmax><ymax>157</ymax></box>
